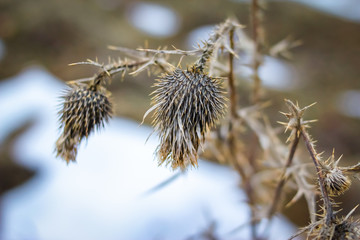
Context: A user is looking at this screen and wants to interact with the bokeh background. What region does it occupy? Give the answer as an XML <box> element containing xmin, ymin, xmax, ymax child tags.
<box><xmin>1</xmin><ymin>0</ymin><xmax>360</xmax><ymax>239</ymax></box>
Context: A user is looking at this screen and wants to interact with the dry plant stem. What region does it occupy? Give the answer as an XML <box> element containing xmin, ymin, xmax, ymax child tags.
<box><xmin>227</xmin><ymin>28</ymin><xmax>246</xmax><ymax>180</ymax></box>
<box><xmin>228</xmin><ymin>28</ymin><xmax>238</xmax><ymax>120</ymax></box>
<box><xmin>194</xmin><ymin>19</ymin><xmax>234</xmax><ymax>72</ymax></box>
<box><xmin>301</xmin><ymin>128</ymin><xmax>334</xmax><ymax>225</ymax></box>
<box><xmin>251</xmin><ymin>0</ymin><xmax>261</xmax><ymax>103</ymax></box>
<box><xmin>90</xmin><ymin>59</ymin><xmax>150</xmax><ymax>87</ymax></box>
<box><xmin>268</xmin><ymin>132</ymin><xmax>301</xmax><ymax>217</ymax></box>
<box><xmin>244</xmin><ymin>134</ymin><xmax>262</xmax><ymax>239</ymax></box>
<box><xmin>228</xmin><ymin>28</ymin><xmax>257</xmax><ymax>240</ymax></box>
<box><xmin>245</xmin><ymin>178</ymin><xmax>257</xmax><ymax>240</ymax></box>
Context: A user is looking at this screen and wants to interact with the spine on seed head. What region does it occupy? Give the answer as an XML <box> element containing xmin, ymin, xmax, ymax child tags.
<box><xmin>151</xmin><ymin>68</ymin><xmax>227</xmax><ymax>170</ymax></box>
<box><xmin>55</xmin><ymin>83</ymin><xmax>113</xmax><ymax>163</ymax></box>
<box><xmin>319</xmin><ymin>151</ymin><xmax>351</xmax><ymax>197</ymax></box>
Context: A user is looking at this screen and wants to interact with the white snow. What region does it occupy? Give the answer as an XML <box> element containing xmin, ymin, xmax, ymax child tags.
<box><xmin>127</xmin><ymin>2</ymin><xmax>180</xmax><ymax>38</ymax></box>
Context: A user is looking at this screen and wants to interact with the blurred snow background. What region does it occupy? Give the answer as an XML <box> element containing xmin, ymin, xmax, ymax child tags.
<box><xmin>1</xmin><ymin>0</ymin><xmax>360</xmax><ymax>239</ymax></box>
<box><xmin>0</xmin><ymin>67</ymin><xmax>296</xmax><ymax>240</ymax></box>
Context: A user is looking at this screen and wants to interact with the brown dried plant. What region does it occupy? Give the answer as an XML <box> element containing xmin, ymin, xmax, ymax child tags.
<box><xmin>148</xmin><ymin>68</ymin><xmax>227</xmax><ymax>170</ymax></box>
<box><xmin>56</xmin><ymin>83</ymin><xmax>112</xmax><ymax>163</ymax></box>
<box><xmin>55</xmin><ymin>1</ymin><xmax>360</xmax><ymax>239</ymax></box>
<box><xmin>282</xmin><ymin>100</ymin><xmax>360</xmax><ymax>240</ymax></box>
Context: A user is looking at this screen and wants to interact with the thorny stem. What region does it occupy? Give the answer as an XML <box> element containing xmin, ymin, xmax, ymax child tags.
<box><xmin>251</xmin><ymin>0</ymin><xmax>262</xmax><ymax>103</ymax></box>
<box><xmin>73</xmin><ymin>47</ymin><xmax>175</xmax><ymax>89</ymax></box>
<box><xmin>301</xmin><ymin>128</ymin><xmax>334</xmax><ymax>225</ymax></box>
<box><xmin>268</xmin><ymin>132</ymin><xmax>301</xmax><ymax>217</ymax></box>
<box><xmin>282</xmin><ymin>100</ymin><xmax>333</xmax><ymax>225</ymax></box>
<box><xmin>193</xmin><ymin>19</ymin><xmax>236</xmax><ymax>72</ymax></box>
<box><xmin>227</xmin><ymin>28</ymin><xmax>246</xmax><ymax>180</ymax></box>
<box><xmin>84</xmin><ymin>59</ymin><xmax>150</xmax><ymax>88</ymax></box>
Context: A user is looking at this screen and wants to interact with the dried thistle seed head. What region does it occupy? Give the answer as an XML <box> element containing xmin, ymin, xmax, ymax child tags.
<box><xmin>55</xmin><ymin>85</ymin><xmax>113</xmax><ymax>163</ymax></box>
<box><xmin>321</xmin><ymin>151</ymin><xmax>351</xmax><ymax>196</ymax></box>
<box><xmin>332</xmin><ymin>220</ymin><xmax>360</xmax><ymax>240</ymax></box>
<box><xmin>310</xmin><ymin>219</ymin><xmax>360</xmax><ymax>240</ymax></box>
<box><xmin>323</xmin><ymin>168</ymin><xmax>351</xmax><ymax>196</ymax></box>
<box><xmin>150</xmin><ymin>68</ymin><xmax>227</xmax><ymax>170</ymax></box>
<box><xmin>60</xmin><ymin>86</ymin><xmax>113</xmax><ymax>137</ymax></box>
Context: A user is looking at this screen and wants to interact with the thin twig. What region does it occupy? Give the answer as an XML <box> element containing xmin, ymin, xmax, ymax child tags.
<box><xmin>229</xmin><ymin>26</ymin><xmax>257</xmax><ymax>240</ymax></box>
<box><xmin>228</xmin><ymin>28</ymin><xmax>238</xmax><ymax>120</ymax></box>
<box><xmin>268</xmin><ymin>132</ymin><xmax>301</xmax><ymax>217</ymax></box>
<box><xmin>135</xmin><ymin>47</ymin><xmax>201</xmax><ymax>56</ymax></box>
<box><xmin>93</xmin><ymin>59</ymin><xmax>150</xmax><ymax>86</ymax></box>
<box><xmin>251</xmin><ymin>0</ymin><xmax>262</xmax><ymax>103</ymax></box>
<box><xmin>141</xmin><ymin>172</ymin><xmax>183</xmax><ymax>197</ymax></box>
<box><xmin>227</xmin><ymin>27</ymin><xmax>246</xmax><ymax>180</ymax></box>
<box><xmin>69</xmin><ymin>57</ymin><xmax>172</xmax><ymax>89</ymax></box>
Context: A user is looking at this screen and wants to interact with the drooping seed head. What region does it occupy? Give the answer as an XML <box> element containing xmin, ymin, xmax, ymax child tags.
<box><xmin>150</xmin><ymin>68</ymin><xmax>227</xmax><ymax>170</ymax></box>
<box><xmin>55</xmin><ymin>85</ymin><xmax>112</xmax><ymax>163</ymax></box>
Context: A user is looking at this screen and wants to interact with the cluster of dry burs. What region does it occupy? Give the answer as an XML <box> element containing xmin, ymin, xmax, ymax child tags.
<box><xmin>55</xmin><ymin>16</ymin><xmax>360</xmax><ymax>240</ymax></box>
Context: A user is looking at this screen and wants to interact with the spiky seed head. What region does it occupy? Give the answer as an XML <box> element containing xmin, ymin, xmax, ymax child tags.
<box><xmin>60</xmin><ymin>86</ymin><xmax>112</xmax><ymax>137</ymax></box>
<box><xmin>320</xmin><ymin>151</ymin><xmax>351</xmax><ymax>196</ymax></box>
<box><xmin>332</xmin><ymin>220</ymin><xmax>360</xmax><ymax>240</ymax></box>
<box><xmin>55</xmin><ymin>85</ymin><xmax>112</xmax><ymax>163</ymax></box>
<box><xmin>150</xmin><ymin>68</ymin><xmax>227</xmax><ymax>170</ymax></box>
<box><xmin>313</xmin><ymin>219</ymin><xmax>360</xmax><ymax>240</ymax></box>
<box><xmin>323</xmin><ymin>168</ymin><xmax>351</xmax><ymax>196</ymax></box>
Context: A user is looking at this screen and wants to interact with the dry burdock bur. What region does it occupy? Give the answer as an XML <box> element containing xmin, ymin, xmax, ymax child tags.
<box><xmin>55</xmin><ymin>1</ymin><xmax>360</xmax><ymax>239</ymax></box>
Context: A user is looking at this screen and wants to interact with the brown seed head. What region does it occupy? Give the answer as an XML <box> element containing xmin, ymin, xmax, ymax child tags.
<box><xmin>332</xmin><ymin>220</ymin><xmax>360</xmax><ymax>240</ymax></box>
<box><xmin>150</xmin><ymin>68</ymin><xmax>227</xmax><ymax>170</ymax></box>
<box><xmin>323</xmin><ymin>168</ymin><xmax>351</xmax><ymax>196</ymax></box>
<box><xmin>56</xmin><ymin>85</ymin><xmax>112</xmax><ymax>163</ymax></box>
<box><xmin>320</xmin><ymin>151</ymin><xmax>351</xmax><ymax>197</ymax></box>
<box><xmin>311</xmin><ymin>217</ymin><xmax>360</xmax><ymax>240</ymax></box>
